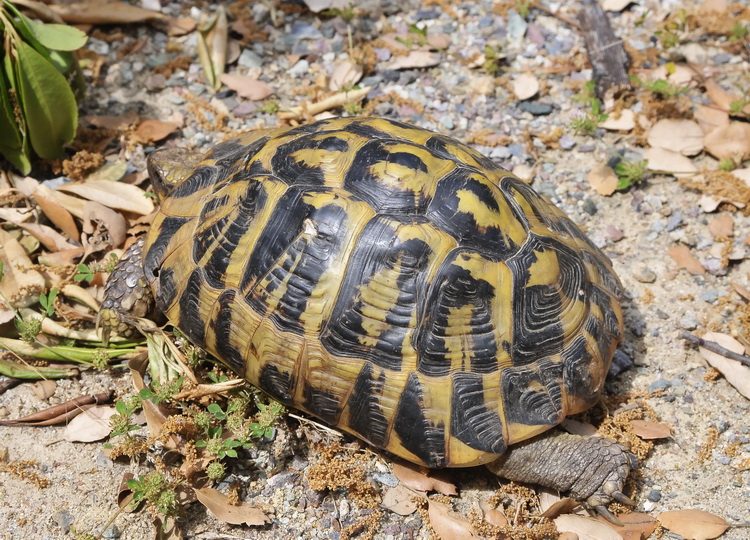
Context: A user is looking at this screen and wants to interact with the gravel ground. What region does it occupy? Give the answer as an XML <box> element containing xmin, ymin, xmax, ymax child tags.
<box><xmin>1</xmin><ymin>1</ymin><xmax>750</xmax><ymax>539</ymax></box>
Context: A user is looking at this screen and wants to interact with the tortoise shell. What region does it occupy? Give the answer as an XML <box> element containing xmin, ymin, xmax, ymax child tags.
<box><xmin>143</xmin><ymin>117</ymin><xmax>623</xmax><ymax>468</ymax></box>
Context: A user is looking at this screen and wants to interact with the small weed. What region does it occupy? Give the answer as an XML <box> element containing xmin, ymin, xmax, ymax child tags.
<box><xmin>139</xmin><ymin>376</ymin><xmax>185</xmax><ymax>404</ymax></box>
<box><xmin>483</xmin><ymin>44</ymin><xmax>504</xmax><ymax>75</ymax></box>
<box><xmin>729</xmin><ymin>97</ymin><xmax>750</xmax><ymax>116</ymax></box>
<box><xmin>39</xmin><ymin>288</ymin><xmax>58</xmax><ymax>317</ymax></box>
<box><xmin>631</xmin><ymin>74</ymin><xmax>689</xmax><ymax>99</ymax></box>
<box><xmin>343</xmin><ymin>100</ymin><xmax>364</xmax><ymax>115</ymax></box>
<box><xmin>615</xmin><ymin>159</ymin><xmax>649</xmax><ymax>190</ymax></box>
<box><xmin>195</xmin><ymin>427</ymin><xmax>245</xmax><ymax>459</ymax></box>
<box><xmin>570</xmin><ymin>81</ymin><xmax>607</xmax><ymax>135</ymax></box>
<box><xmin>634</xmin><ymin>9</ymin><xmax>651</xmax><ymax>27</ymax></box>
<box><xmin>516</xmin><ymin>1</ymin><xmax>531</xmax><ymax>18</ymax></box>
<box><xmin>259</xmin><ymin>100</ymin><xmax>279</xmax><ymax>114</ymax></box>
<box><xmin>127</xmin><ymin>471</ymin><xmax>179</xmax><ymax>516</ymax></box>
<box><xmin>718</xmin><ymin>158</ymin><xmax>735</xmax><ymax>172</ymax></box>
<box><xmin>321</xmin><ymin>3</ymin><xmax>356</xmax><ymax>22</ymax></box>
<box><xmin>730</xmin><ymin>22</ymin><xmax>748</xmax><ymax>41</ymax></box>
<box><xmin>74</xmin><ymin>263</ymin><xmax>95</xmax><ymax>283</ymax></box>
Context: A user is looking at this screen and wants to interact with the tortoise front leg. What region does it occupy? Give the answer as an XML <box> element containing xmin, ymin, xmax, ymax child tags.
<box><xmin>486</xmin><ymin>431</ymin><xmax>636</xmax><ymax>522</ymax></box>
<box><xmin>99</xmin><ymin>237</ymin><xmax>155</xmax><ymax>344</ymax></box>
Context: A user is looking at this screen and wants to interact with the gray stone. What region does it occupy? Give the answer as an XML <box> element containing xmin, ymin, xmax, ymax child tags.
<box><xmin>52</xmin><ymin>510</ymin><xmax>74</xmax><ymax>533</ymax></box>
<box><xmin>518</xmin><ymin>102</ymin><xmax>554</xmax><ymax>116</ymax></box>
<box><xmin>559</xmin><ymin>134</ymin><xmax>576</xmax><ymax>150</ymax></box>
<box><xmin>238</xmin><ymin>49</ymin><xmax>263</xmax><ymax>69</ymax></box>
<box><xmin>700</xmin><ymin>290</ymin><xmax>719</xmax><ymax>303</ymax></box>
<box><xmin>646</xmin><ymin>489</ymin><xmax>662</xmax><ymax>502</ymax></box>
<box><xmin>712</xmin><ymin>53</ymin><xmax>732</xmax><ymax>64</ymax></box>
<box><xmin>649</xmin><ymin>379</ymin><xmax>672</xmax><ymax>392</ymax></box>
<box><xmin>636</xmin><ymin>267</ymin><xmax>657</xmax><ymax>284</ymax></box>
<box><xmin>680</xmin><ymin>317</ymin><xmax>699</xmax><ymax>330</ymax></box>
<box><xmin>608</xmin><ymin>349</ymin><xmax>634</xmax><ymax>378</ymax></box>
<box><xmin>373</xmin><ymin>472</ymin><xmax>399</xmax><ymax>487</ymax></box>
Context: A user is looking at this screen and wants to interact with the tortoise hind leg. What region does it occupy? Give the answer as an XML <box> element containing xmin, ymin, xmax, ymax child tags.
<box><xmin>99</xmin><ymin>237</ymin><xmax>155</xmax><ymax>344</ymax></box>
<box><xmin>486</xmin><ymin>431</ymin><xmax>637</xmax><ymax>523</ymax></box>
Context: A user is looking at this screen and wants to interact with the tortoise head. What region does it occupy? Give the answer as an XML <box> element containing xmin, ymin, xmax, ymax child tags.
<box><xmin>146</xmin><ymin>147</ymin><xmax>203</xmax><ymax>201</ymax></box>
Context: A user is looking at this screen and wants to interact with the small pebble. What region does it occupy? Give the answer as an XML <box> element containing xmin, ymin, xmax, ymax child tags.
<box><xmin>53</xmin><ymin>510</ymin><xmax>74</xmax><ymax>533</ymax></box>
<box><xmin>373</xmin><ymin>472</ymin><xmax>399</xmax><ymax>487</ymax></box>
<box><xmin>608</xmin><ymin>349</ymin><xmax>633</xmax><ymax>377</ymax></box>
<box><xmin>238</xmin><ymin>49</ymin><xmax>263</xmax><ymax>69</ymax></box>
<box><xmin>649</xmin><ymin>379</ymin><xmax>672</xmax><ymax>392</ymax></box>
<box><xmin>646</xmin><ymin>489</ymin><xmax>662</xmax><ymax>502</ymax></box>
<box><xmin>712</xmin><ymin>53</ymin><xmax>732</xmax><ymax>64</ymax></box>
<box><xmin>558</xmin><ymin>133</ymin><xmax>576</xmax><ymax>150</ymax></box>
<box><xmin>145</xmin><ymin>73</ymin><xmax>166</xmax><ymax>93</ymax></box>
<box><xmin>680</xmin><ymin>317</ymin><xmax>699</xmax><ymax>330</ymax></box>
<box><xmin>604</xmin><ymin>225</ymin><xmax>624</xmax><ymax>242</ymax></box>
<box><xmin>578</xmin><ymin>143</ymin><xmax>595</xmax><ymax>152</ymax></box>
<box><xmin>518</xmin><ymin>102</ymin><xmax>554</xmax><ymax>116</ymax></box>
<box><xmin>102</xmin><ymin>525</ymin><xmax>121</xmax><ymax>539</ymax></box>
<box><xmin>582</xmin><ymin>199</ymin><xmax>597</xmax><ymax>216</ymax></box>
<box><xmin>666</xmin><ymin>211</ymin><xmax>683</xmax><ymax>232</ymax></box>
<box><xmin>700</xmin><ymin>290</ymin><xmax>719</xmax><ymax>303</ymax></box>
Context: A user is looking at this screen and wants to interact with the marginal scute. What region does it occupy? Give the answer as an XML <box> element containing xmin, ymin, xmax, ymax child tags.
<box><xmin>142</xmin><ymin>117</ymin><xmax>624</xmax><ymax>468</ymax></box>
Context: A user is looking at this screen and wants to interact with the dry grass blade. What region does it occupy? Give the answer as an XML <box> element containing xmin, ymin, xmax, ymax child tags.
<box><xmin>278</xmin><ymin>86</ymin><xmax>371</xmax><ymax>120</ymax></box>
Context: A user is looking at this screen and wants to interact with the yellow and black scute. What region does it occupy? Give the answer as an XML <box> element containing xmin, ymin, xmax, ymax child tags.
<box><xmin>142</xmin><ymin>117</ymin><xmax>624</xmax><ymax>468</ymax></box>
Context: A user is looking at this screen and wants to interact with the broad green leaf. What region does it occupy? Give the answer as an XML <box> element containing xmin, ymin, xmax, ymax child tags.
<box><xmin>15</xmin><ymin>41</ymin><xmax>77</xmax><ymax>159</ymax></box>
<box><xmin>47</xmin><ymin>49</ymin><xmax>74</xmax><ymax>74</ymax></box>
<box><xmin>0</xmin><ymin>62</ymin><xmax>30</xmax><ymax>173</ymax></box>
<box><xmin>19</xmin><ymin>13</ymin><xmax>87</xmax><ymax>51</ymax></box>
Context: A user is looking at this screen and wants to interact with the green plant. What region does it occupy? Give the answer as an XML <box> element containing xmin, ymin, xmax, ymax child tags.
<box><xmin>630</xmin><ymin>75</ymin><xmax>689</xmax><ymax>99</ymax></box>
<box><xmin>634</xmin><ymin>9</ymin><xmax>651</xmax><ymax>27</ymax></box>
<box><xmin>483</xmin><ymin>44</ymin><xmax>504</xmax><ymax>75</ymax></box>
<box><xmin>729</xmin><ymin>97</ymin><xmax>749</xmax><ymax>116</ymax></box>
<box><xmin>248</xmin><ymin>399</ymin><xmax>285</xmax><ymax>440</ymax></box>
<box><xmin>730</xmin><ymin>22</ymin><xmax>748</xmax><ymax>41</ymax></box>
<box><xmin>516</xmin><ymin>1</ymin><xmax>531</xmax><ymax>19</ymax></box>
<box><xmin>615</xmin><ymin>159</ymin><xmax>648</xmax><ymax>190</ymax></box>
<box><xmin>570</xmin><ymin>82</ymin><xmax>608</xmax><ymax>135</ymax></box>
<box><xmin>718</xmin><ymin>157</ymin><xmax>736</xmax><ymax>171</ymax></box>
<box><xmin>126</xmin><ymin>471</ymin><xmax>179</xmax><ymax>516</ymax></box>
<box><xmin>259</xmin><ymin>100</ymin><xmax>279</xmax><ymax>114</ymax></box>
<box><xmin>139</xmin><ymin>376</ymin><xmax>185</xmax><ymax>404</ymax></box>
<box><xmin>0</xmin><ymin>0</ymin><xmax>87</xmax><ymax>173</ymax></box>
<box><xmin>321</xmin><ymin>3</ymin><xmax>356</xmax><ymax>22</ymax></box>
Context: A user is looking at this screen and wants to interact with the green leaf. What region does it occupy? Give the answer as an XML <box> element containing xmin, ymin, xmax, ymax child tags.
<box><xmin>14</xmin><ymin>41</ymin><xmax>77</xmax><ymax>159</ymax></box>
<box><xmin>115</xmin><ymin>400</ymin><xmax>128</xmax><ymax>416</ymax></box>
<box><xmin>0</xmin><ymin>61</ymin><xmax>30</xmax><ymax>173</ymax></box>
<box><xmin>18</xmin><ymin>14</ymin><xmax>87</xmax><ymax>51</ymax></box>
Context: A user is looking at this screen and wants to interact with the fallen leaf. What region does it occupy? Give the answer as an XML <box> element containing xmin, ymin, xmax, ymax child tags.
<box><xmin>0</xmin><ymin>230</ymin><xmax>46</xmax><ymax>322</ymax></box>
<box><xmin>699</xmin><ymin>332</ymin><xmax>750</xmax><ymax>400</ymax></box>
<box><xmin>392</xmin><ymin>461</ymin><xmax>457</xmax><ymax>495</ymax></box>
<box><xmin>732</xmin><ymin>282</ymin><xmax>750</xmax><ymax>302</ymax></box>
<box><xmin>83</xmin><ymin>201</ymin><xmax>128</xmax><ymax>251</ymax></box>
<box><xmin>58</xmin><ymin>180</ymin><xmax>155</xmax><ymax>215</ymax></box>
<box><xmin>708</xmin><ymin>214</ymin><xmax>734</xmax><ymax>238</ymax></box>
<box><xmin>51</xmin><ymin>1</ymin><xmax>166</xmax><ymax>24</ymax></box>
<box><xmin>561</xmin><ymin>418</ymin><xmax>598</xmax><ymax>436</ymax></box>
<box><xmin>14</xmin><ymin>222</ymin><xmax>77</xmax><ymax>252</ymax></box>
<box><xmin>600</xmin><ymin>109</ymin><xmax>635</xmax><ymax>131</ymax></box>
<box><xmin>669</xmin><ymin>245</ymin><xmax>705</xmax><ymax>274</ymax></box>
<box><xmin>65</xmin><ymin>406</ymin><xmax>117</xmax><ymax>442</ymax></box>
<box><xmin>329</xmin><ymin>60</ymin><xmax>363</xmax><ymax>91</ymax></box>
<box><xmin>554</xmin><ymin>514</ymin><xmax>622</xmax><ymax>540</ymax></box>
<box><xmin>642</xmin><ymin>147</ymin><xmax>698</xmax><ymax>178</ymax></box>
<box><xmin>630</xmin><ymin>420</ymin><xmax>672</xmax><ymax>439</ymax></box>
<box><xmin>658</xmin><ymin>509</ymin><xmax>729</xmax><ymax>540</ymax></box>
<box><xmin>512</xmin><ymin>73</ymin><xmax>539</xmax><ymax>100</ymax></box>
<box><xmin>381</xmin><ymin>484</ymin><xmax>423</xmax><ymax>515</ymax></box>
<box><xmin>693</xmin><ymin>106</ymin><xmax>729</xmax><ymax>135</ymax></box>
<box><xmin>384</xmin><ymin>50</ymin><xmax>441</xmax><ymax>70</ymax></box>
<box><xmin>704</xmin><ymin>122</ymin><xmax>750</xmax><ymax>161</ymax></box>
<box><xmin>194</xmin><ymin>486</ymin><xmax>270</xmax><ymax>525</ymax></box>
<box><xmin>699</xmin><ymin>193</ymin><xmax>745</xmax><ymax>212</ymax></box>
<box><xmin>135</xmin><ymin>119</ymin><xmax>180</xmax><ymax>143</ymax></box>
<box><xmin>484</xmin><ymin>508</ymin><xmax>509</xmax><ymax>527</ymax></box>
<box><xmin>646</xmin><ymin>63</ymin><xmax>696</xmax><ymax>86</ymax></box>
<box><xmin>541</xmin><ymin>497</ymin><xmax>580</xmax><ymax>519</ymax></box>
<box><xmin>166</xmin><ymin>16</ymin><xmax>197</xmax><ymax>36</ymax></box>
<box><xmin>428</xmin><ymin>500</ymin><xmax>478</xmax><ymax>540</ymax></box>
<box><xmin>33</xmin><ymin>184</ymin><xmax>80</xmax><ymax>241</ymax></box>
<box><xmin>598</xmin><ymin>512</ymin><xmax>658</xmax><ymax>540</ymax></box>
<box><xmin>602</xmin><ymin>0</ymin><xmax>634</xmax><ymax>11</ymax></box>
<box><xmin>220</xmin><ymin>73</ymin><xmax>274</xmax><ymax>100</ymax></box>
<box><xmin>704</xmin><ymin>80</ymin><xmax>735</xmax><ymax>110</ymax></box>
<box><xmin>30</xmin><ymin>380</ymin><xmax>57</xmax><ymax>400</ymax></box>
<box><xmin>588</xmin><ymin>164</ymin><xmax>618</xmax><ymax>196</ymax></box>
<box><xmin>647</xmin><ymin>119</ymin><xmax>704</xmax><ymax>156</ymax></box>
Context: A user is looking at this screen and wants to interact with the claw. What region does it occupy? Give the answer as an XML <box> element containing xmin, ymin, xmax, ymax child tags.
<box><xmin>594</xmin><ymin>504</ymin><xmax>623</xmax><ymax>526</ymax></box>
<box><xmin>612</xmin><ymin>491</ymin><xmax>635</xmax><ymax>506</ymax></box>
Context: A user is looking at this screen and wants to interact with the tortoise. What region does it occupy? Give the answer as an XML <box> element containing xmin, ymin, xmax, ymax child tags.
<box><xmin>101</xmin><ymin>117</ymin><xmax>635</xmax><ymax>519</ymax></box>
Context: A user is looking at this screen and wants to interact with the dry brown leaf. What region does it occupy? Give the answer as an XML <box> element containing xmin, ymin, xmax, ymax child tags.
<box><xmin>588</xmin><ymin>164</ymin><xmax>618</xmax><ymax>196</ymax></box>
<box><xmin>512</xmin><ymin>73</ymin><xmax>539</xmax><ymax>100</ymax></box>
<box><xmin>83</xmin><ymin>201</ymin><xmax>128</xmax><ymax>251</ymax></box>
<box><xmin>600</xmin><ymin>109</ymin><xmax>635</xmax><ymax>131</ymax></box>
<box><xmin>704</xmin><ymin>122</ymin><xmax>750</xmax><ymax>161</ymax></box>
<box><xmin>193</xmin><ymin>486</ymin><xmax>270</xmax><ymax>526</ymax></box>
<box><xmin>541</xmin><ymin>497</ymin><xmax>580</xmax><ymax>519</ymax></box>
<box><xmin>83</xmin><ymin>112</ymin><xmax>139</xmax><ymax>130</ymax></box>
<box><xmin>598</xmin><ymin>512</ymin><xmax>658</xmax><ymax>540</ymax></box>
<box><xmin>51</xmin><ymin>2</ymin><xmax>166</xmax><ymax>24</ymax></box>
<box><xmin>561</xmin><ymin>418</ymin><xmax>598</xmax><ymax>436</ymax></box>
<box><xmin>428</xmin><ymin>500</ymin><xmax>478</xmax><ymax>540</ymax></box>
<box><xmin>14</xmin><ymin>222</ymin><xmax>78</xmax><ymax>252</ymax></box>
<box><xmin>58</xmin><ymin>181</ymin><xmax>155</xmax><ymax>215</ymax></box>
<box><xmin>555</xmin><ymin>514</ymin><xmax>622</xmax><ymax>540</ymax></box>
<box><xmin>708</xmin><ymin>213</ymin><xmax>733</xmax><ymax>238</ymax></box>
<box><xmin>219</xmin><ymin>73</ymin><xmax>273</xmax><ymax>100</ymax></box>
<box><xmin>33</xmin><ymin>184</ymin><xmax>79</xmax><ymax>241</ymax></box>
<box><xmin>704</xmin><ymin>80</ymin><xmax>735</xmax><ymax>111</ymax></box>
<box><xmin>699</xmin><ymin>193</ymin><xmax>745</xmax><ymax>212</ymax></box>
<box><xmin>731</xmin><ymin>282</ymin><xmax>750</xmax><ymax>302</ymax></box>
<box><xmin>630</xmin><ymin>420</ymin><xmax>672</xmax><ymax>440</ymax></box>
<box><xmin>699</xmin><ymin>332</ymin><xmax>750</xmax><ymax>400</ymax></box>
<box><xmin>642</xmin><ymin>147</ymin><xmax>698</xmax><ymax>178</ymax></box>
<box><xmin>384</xmin><ymin>50</ymin><xmax>441</xmax><ymax>70</ymax></box>
<box><xmin>329</xmin><ymin>60</ymin><xmax>363</xmax><ymax>91</ymax></box>
<box><xmin>65</xmin><ymin>406</ymin><xmax>116</xmax><ymax>442</ymax></box>
<box><xmin>658</xmin><ymin>509</ymin><xmax>729</xmax><ymax>540</ymax></box>
<box><xmin>646</xmin><ymin>63</ymin><xmax>695</xmax><ymax>87</ymax></box>
<box><xmin>135</xmin><ymin>119</ymin><xmax>180</xmax><ymax>143</ymax></box>
<box><xmin>30</xmin><ymin>380</ymin><xmax>57</xmax><ymax>400</ymax></box>
<box><xmin>381</xmin><ymin>484</ymin><xmax>423</xmax><ymax>515</ymax></box>
<box><xmin>669</xmin><ymin>245</ymin><xmax>705</xmax><ymax>274</ymax></box>
<box><xmin>392</xmin><ymin>461</ymin><xmax>457</xmax><ymax>496</ymax></box>
<box><xmin>647</xmin><ymin>119</ymin><xmax>704</xmax><ymax>156</ymax></box>
<box><xmin>484</xmin><ymin>508</ymin><xmax>509</xmax><ymax>527</ymax></box>
<box><xmin>601</xmin><ymin>0</ymin><xmax>634</xmax><ymax>10</ymax></box>
<box><xmin>166</xmin><ymin>16</ymin><xmax>197</xmax><ymax>36</ymax></box>
<box><xmin>693</xmin><ymin>106</ymin><xmax>729</xmax><ymax>135</ymax></box>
